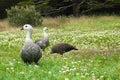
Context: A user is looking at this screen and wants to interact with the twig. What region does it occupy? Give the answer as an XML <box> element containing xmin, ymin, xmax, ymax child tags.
<box><xmin>41</xmin><ymin>4</ymin><xmax>74</xmax><ymax>16</ymax></box>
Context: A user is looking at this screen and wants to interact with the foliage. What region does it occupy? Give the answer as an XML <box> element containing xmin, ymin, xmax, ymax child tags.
<box><xmin>1</xmin><ymin>0</ymin><xmax>120</xmax><ymax>19</ymax></box>
<box><xmin>0</xmin><ymin>16</ymin><xmax>120</xmax><ymax>79</ymax></box>
<box><xmin>108</xmin><ymin>0</ymin><xmax>120</xmax><ymax>3</ymax></box>
<box><xmin>17</xmin><ymin>0</ymin><xmax>34</xmax><ymax>6</ymax></box>
<box><xmin>34</xmin><ymin>0</ymin><xmax>120</xmax><ymax>16</ymax></box>
<box><xmin>35</xmin><ymin>0</ymin><xmax>72</xmax><ymax>16</ymax></box>
<box><xmin>6</xmin><ymin>6</ymin><xmax>43</xmax><ymax>26</ymax></box>
<box><xmin>0</xmin><ymin>0</ymin><xmax>21</xmax><ymax>19</ymax></box>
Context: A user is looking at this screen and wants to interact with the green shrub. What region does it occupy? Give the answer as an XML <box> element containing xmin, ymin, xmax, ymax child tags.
<box><xmin>6</xmin><ymin>6</ymin><xmax>43</xmax><ymax>26</ymax></box>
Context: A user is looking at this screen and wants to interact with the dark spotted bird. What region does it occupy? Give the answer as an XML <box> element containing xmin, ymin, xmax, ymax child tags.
<box><xmin>50</xmin><ymin>43</ymin><xmax>78</xmax><ymax>55</ymax></box>
<box><xmin>35</xmin><ymin>27</ymin><xmax>49</xmax><ymax>51</ymax></box>
<box><xmin>20</xmin><ymin>24</ymin><xmax>42</xmax><ymax>64</ymax></box>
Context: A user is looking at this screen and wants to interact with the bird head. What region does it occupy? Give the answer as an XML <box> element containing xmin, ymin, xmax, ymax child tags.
<box><xmin>73</xmin><ymin>46</ymin><xmax>78</xmax><ymax>50</ymax></box>
<box><xmin>21</xmin><ymin>24</ymin><xmax>33</xmax><ymax>32</ymax></box>
<box><xmin>43</xmin><ymin>27</ymin><xmax>48</xmax><ymax>31</ymax></box>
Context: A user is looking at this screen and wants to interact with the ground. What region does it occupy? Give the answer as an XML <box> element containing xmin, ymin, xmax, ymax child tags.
<box><xmin>0</xmin><ymin>15</ymin><xmax>120</xmax><ymax>80</ymax></box>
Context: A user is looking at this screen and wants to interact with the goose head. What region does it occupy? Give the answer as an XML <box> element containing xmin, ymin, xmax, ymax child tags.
<box><xmin>21</xmin><ymin>24</ymin><xmax>33</xmax><ymax>42</ymax></box>
<box><xmin>21</xmin><ymin>24</ymin><xmax>33</xmax><ymax>32</ymax></box>
<box><xmin>43</xmin><ymin>27</ymin><xmax>48</xmax><ymax>32</ymax></box>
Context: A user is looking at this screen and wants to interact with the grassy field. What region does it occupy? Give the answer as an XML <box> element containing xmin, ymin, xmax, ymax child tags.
<box><xmin>0</xmin><ymin>15</ymin><xmax>120</xmax><ymax>80</ymax></box>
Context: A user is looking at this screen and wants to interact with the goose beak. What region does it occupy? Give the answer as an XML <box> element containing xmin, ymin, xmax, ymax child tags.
<box><xmin>21</xmin><ymin>27</ymin><xmax>24</xmax><ymax>30</ymax></box>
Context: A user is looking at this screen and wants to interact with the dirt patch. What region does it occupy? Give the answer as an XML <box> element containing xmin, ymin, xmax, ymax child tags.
<box><xmin>0</xmin><ymin>25</ymin><xmax>5</xmax><ymax>30</ymax></box>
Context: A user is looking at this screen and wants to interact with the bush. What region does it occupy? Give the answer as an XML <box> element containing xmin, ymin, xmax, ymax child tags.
<box><xmin>6</xmin><ymin>6</ymin><xmax>43</xmax><ymax>26</ymax></box>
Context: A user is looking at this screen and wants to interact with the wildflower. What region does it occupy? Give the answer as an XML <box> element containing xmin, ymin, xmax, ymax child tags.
<box><xmin>66</xmin><ymin>69</ymin><xmax>70</xmax><ymax>72</ymax></box>
<box><xmin>76</xmin><ymin>73</ymin><xmax>80</xmax><ymax>75</ymax></box>
<box><xmin>70</xmin><ymin>67</ymin><xmax>77</xmax><ymax>71</ymax></box>
<box><xmin>59</xmin><ymin>70</ymin><xmax>62</xmax><ymax>73</ymax></box>
<box><xmin>62</xmin><ymin>71</ymin><xmax>66</xmax><ymax>73</ymax></box>
<box><xmin>100</xmin><ymin>75</ymin><xmax>104</xmax><ymax>78</ymax></box>
<box><xmin>12</xmin><ymin>69</ymin><xmax>15</xmax><ymax>72</ymax></box>
<box><xmin>6</xmin><ymin>68</ymin><xmax>10</xmax><ymax>71</ymax></box>
<box><xmin>81</xmin><ymin>75</ymin><xmax>85</xmax><ymax>78</ymax></box>
<box><xmin>63</xmin><ymin>66</ymin><xmax>68</xmax><ymax>69</ymax></box>
<box><xmin>65</xmin><ymin>77</ymin><xmax>69</xmax><ymax>80</ymax></box>
<box><xmin>18</xmin><ymin>61</ymin><xmax>21</xmax><ymax>64</ymax></box>
<box><xmin>13</xmin><ymin>59</ymin><xmax>16</xmax><ymax>61</ymax></box>
<box><xmin>83</xmin><ymin>68</ymin><xmax>87</xmax><ymax>72</ymax></box>
<box><xmin>48</xmin><ymin>71</ymin><xmax>52</xmax><ymax>74</ymax></box>
<box><xmin>34</xmin><ymin>65</ymin><xmax>39</xmax><ymax>68</ymax></box>
<box><xmin>104</xmin><ymin>72</ymin><xmax>106</xmax><ymax>74</ymax></box>
<box><xmin>71</xmin><ymin>61</ymin><xmax>74</xmax><ymax>64</ymax></box>
<box><xmin>73</xmin><ymin>67</ymin><xmax>77</xmax><ymax>70</ymax></box>
<box><xmin>20</xmin><ymin>71</ymin><xmax>25</xmax><ymax>74</ymax></box>
<box><xmin>63</xmin><ymin>57</ymin><xmax>67</xmax><ymax>60</ymax></box>
<box><xmin>41</xmin><ymin>70</ymin><xmax>44</xmax><ymax>72</ymax></box>
<box><xmin>9</xmin><ymin>62</ymin><xmax>14</xmax><ymax>66</ymax></box>
<box><xmin>10</xmin><ymin>67</ymin><xmax>14</xmax><ymax>70</ymax></box>
<box><xmin>29</xmin><ymin>70</ymin><xmax>33</xmax><ymax>73</ymax></box>
<box><xmin>90</xmin><ymin>60</ymin><xmax>93</xmax><ymax>63</ymax></box>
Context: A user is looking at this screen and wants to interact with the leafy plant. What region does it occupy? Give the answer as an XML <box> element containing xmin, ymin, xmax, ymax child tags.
<box><xmin>6</xmin><ymin>5</ymin><xmax>43</xmax><ymax>26</ymax></box>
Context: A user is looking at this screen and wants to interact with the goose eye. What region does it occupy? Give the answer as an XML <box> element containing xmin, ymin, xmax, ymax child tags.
<box><xmin>25</xmin><ymin>26</ymin><xmax>27</xmax><ymax>27</ymax></box>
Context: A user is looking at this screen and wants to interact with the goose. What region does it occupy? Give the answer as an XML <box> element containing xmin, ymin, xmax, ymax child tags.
<box><xmin>20</xmin><ymin>24</ymin><xmax>42</xmax><ymax>64</ymax></box>
<box><xmin>50</xmin><ymin>43</ymin><xmax>78</xmax><ymax>55</ymax></box>
<box><xmin>35</xmin><ymin>27</ymin><xmax>49</xmax><ymax>51</ymax></box>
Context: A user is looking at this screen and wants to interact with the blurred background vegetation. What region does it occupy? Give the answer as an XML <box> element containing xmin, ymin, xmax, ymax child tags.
<box><xmin>0</xmin><ymin>0</ymin><xmax>120</xmax><ymax>26</ymax></box>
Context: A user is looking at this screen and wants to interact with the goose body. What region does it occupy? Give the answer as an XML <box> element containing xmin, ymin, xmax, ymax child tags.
<box><xmin>20</xmin><ymin>24</ymin><xmax>42</xmax><ymax>64</ymax></box>
<box><xmin>35</xmin><ymin>27</ymin><xmax>49</xmax><ymax>51</ymax></box>
<box><xmin>50</xmin><ymin>43</ymin><xmax>78</xmax><ymax>55</ymax></box>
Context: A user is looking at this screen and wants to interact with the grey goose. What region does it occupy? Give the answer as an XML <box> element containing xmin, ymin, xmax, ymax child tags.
<box><xmin>35</xmin><ymin>27</ymin><xmax>49</xmax><ymax>51</ymax></box>
<box><xmin>20</xmin><ymin>24</ymin><xmax>42</xmax><ymax>64</ymax></box>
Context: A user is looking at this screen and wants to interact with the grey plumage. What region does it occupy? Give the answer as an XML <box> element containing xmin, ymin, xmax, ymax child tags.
<box><xmin>35</xmin><ymin>27</ymin><xmax>49</xmax><ymax>51</ymax></box>
<box><xmin>35</xmin><ymin>38</ymin><xmax>49</xmax><ymax>50</ymax></box>
<box><xmin>20</xmin><ymin>42</ymin><xmax>42</xmax><ymax>64</ymax></box>
<box><xmin>50</xmin><ymin>43</ymin><xmax>78</xmax><ymax>55</ymax></box>
<box><xmin>20</xmin><ymin>24</ymin><xmax>42</xmax><ymax>64</ymax></box>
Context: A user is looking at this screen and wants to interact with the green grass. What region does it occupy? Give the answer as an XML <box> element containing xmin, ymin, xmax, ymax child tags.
<box><xmin>0</xmin><ymin>15</ymin><xmax>120</xmax><ymax>80</ymax></box>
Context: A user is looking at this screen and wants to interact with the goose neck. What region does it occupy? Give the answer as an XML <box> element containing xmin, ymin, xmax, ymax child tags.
<box><xmin>43</xmin><ymin>31</ymin><xmax>48</xmax><ymax>38</ymax></box>
<box><xmin>25</xmin><ymin>30</ymin><xmax>32</xmax><ymax>42</ymax></box>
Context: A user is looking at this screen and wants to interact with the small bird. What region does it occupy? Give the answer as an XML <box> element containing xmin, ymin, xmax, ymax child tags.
<box><xmin>35</xmin><ymin>27</ymin><xmax>49</xmax><ymax>51</ymax></box>
<box><xmin>20</xmin><ymin>24</ymin><xmax>42</xmax><ymax>64</ymax></box>
<box><xmin>50</xmin><ymin>43</ymin><xmax>78</xmax><ymax>55</ymax></box>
